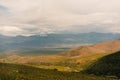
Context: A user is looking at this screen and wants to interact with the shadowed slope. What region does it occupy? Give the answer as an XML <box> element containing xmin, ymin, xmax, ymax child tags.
<box><xmin>86</xmin><ymin>51</ymin><xmax>120</xmax><ymax>78</ymax></box>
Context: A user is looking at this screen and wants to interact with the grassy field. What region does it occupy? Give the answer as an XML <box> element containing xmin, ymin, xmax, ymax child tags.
<box><xmin>24</xmin><ymin>52</ymin><xmax>114</xmax><ymax>72</ymax></box>
<box><xmin>0</xmin><ymin>52</ymin><xmax>114</xmax><ymax>72</ymax></box>
<box><xmin>0</xmin><ymin>63</ymin><xmax>117</xmax><ymax>80</ymax></box>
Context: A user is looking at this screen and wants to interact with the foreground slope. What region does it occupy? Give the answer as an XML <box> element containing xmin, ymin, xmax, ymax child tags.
<box><xmin>86</xmin><ymin>51</ymin><xmax>120</xmax><ymax>78</ymax></box>
<box><xmin>0</xmin><ymin>63</ymin><xmax>115</xmax><ymax>80</ymax></box>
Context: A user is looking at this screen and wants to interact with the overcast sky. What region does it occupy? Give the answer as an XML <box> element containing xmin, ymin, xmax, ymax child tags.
<box><xmin>0</xmin><ymin>0</ymin><xmax>120</xmax><ymax>36</ymax></box>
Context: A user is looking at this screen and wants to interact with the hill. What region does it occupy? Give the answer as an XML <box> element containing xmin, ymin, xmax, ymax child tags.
<box><xmin>0</xmin><ymin>63</ymin><xmax>115</xmax><ymax>80</ymax></box>
<box><xmin>61</xmin><ymin>39</ymin><xmax>120</xmax><ymax>57</ymax></box>
<box><xmin>86</xmin><ymin>51</ymin><xmax>120</xmax><ymax>78</ymax></box>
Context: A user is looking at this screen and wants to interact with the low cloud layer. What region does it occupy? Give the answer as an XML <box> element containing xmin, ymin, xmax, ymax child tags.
<box><xmin>0</xmin><ymin>0</ymin><xmax>120</xmax><ymax>36</ymax></box>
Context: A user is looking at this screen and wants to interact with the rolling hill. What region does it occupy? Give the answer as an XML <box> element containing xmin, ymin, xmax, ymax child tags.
<box><xmin>61</xmin><ymin>39</ymin><xmax>120</xmax><ymax>57</ymax></box>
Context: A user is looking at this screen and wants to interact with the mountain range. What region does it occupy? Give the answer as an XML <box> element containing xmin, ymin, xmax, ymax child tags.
<box><xmin>0</xmin><ymin>32</ymin><xmax>120</xmax><ymax>52</ymax></box>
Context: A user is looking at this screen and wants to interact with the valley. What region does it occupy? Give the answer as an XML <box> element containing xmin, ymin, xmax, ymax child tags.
<box><xmin>0</xmin><ymin>39</ymin><xmax>120</xmax><ymax>80</ymax></box>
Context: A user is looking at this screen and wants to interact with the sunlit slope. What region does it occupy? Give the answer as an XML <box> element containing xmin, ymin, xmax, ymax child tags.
<box><xmin>61</xmin><ymin>39</ymin><xmax>120</xmax><ymax>57</ymax></box>
<box><xmin>0</xmin><ymin>54</ymin><xmax>110</xmax><ymax>72</ymax></box>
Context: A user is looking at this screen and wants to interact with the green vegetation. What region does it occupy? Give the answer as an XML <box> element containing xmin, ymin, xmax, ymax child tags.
<box><xmin>31</xmin><ymin>53</ymin><xmax>112</xmax><ymax>72</ymax></box>
<box><xmin>0</xmin><ymin>63</ymin><xmax>116</xmax><ymax>80</ymax></box>
<box><xmin>86</xmin><ymin>51</ymin><xmax>120</xmax><ymax>78</ymax></box>
<box><xmin>0</xmin><ymin>48</ymin><xmax>70</xmax><ymax>58</ymax></box>
<box><xmin>10</xmin><ymin>48</ymin><xmax>70</xmax><ymax>56</ymax></box>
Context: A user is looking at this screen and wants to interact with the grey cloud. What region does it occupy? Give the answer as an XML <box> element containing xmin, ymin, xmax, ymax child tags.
<box><xmin>0</xmin><ymin>0</ymin><xmax>120</xmax><ymax>36</ymax></box>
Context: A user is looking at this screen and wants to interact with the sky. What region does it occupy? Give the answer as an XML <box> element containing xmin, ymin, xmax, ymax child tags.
<box><xmin>0</xmin><ymin>0</ymin><xmax>120</xmax><ymax>36</ymax></box>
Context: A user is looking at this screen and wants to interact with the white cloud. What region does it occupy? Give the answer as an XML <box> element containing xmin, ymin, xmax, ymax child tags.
<box><xmin>0</xmin><ymin>26</ymin><xmax>23</xmax><ymax>36</ymax></box>
<box><xmin>0</xmin><ymin>0</ymin><xmax>120</xmax><ymax>36</ymax></box>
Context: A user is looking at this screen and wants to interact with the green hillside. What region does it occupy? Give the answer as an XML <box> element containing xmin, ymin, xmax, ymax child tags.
<box><xmin>86</xmin><ymin>51</ymin><xmax>120</xmax><ymax>78</ymax></box>
<box><xmin>0</xmin><ymin>63</ymin><xmax>115</xmax><ymax>80</ymax></box>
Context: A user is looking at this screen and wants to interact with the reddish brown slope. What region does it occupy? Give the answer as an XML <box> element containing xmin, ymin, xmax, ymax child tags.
<box><xmin>61</xmin><ymin>39</ymin><xmax>120</xmax><ymax>57</ymax></box>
